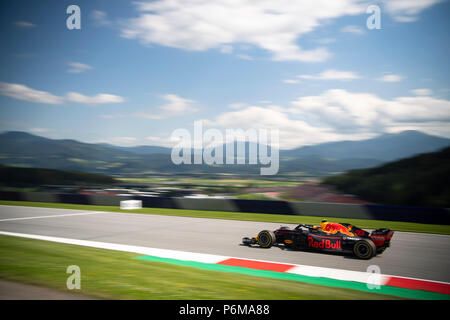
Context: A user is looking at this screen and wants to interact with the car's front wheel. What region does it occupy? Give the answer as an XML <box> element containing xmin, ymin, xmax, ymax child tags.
<box><xmin>257</xmin><ymin>230</ymin><xmax>276</xmax><ymax>248</ymax></box>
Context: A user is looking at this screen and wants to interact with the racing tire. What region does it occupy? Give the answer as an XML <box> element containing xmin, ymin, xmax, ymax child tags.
<box><xmin>257</xmin><ymin>230</ymin><xmax>276</xmax><ymax>248</ymax></box>
<box><xmin>353</xmin><ymin>239</ymin><xmax>376</xmax><ymax>259</ymax></box>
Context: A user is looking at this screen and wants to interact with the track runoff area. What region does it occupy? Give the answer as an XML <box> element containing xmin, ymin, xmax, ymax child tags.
<box><xmin>0</xmin><ymin>205</ymin><xmax>449</xmax><ymax>300</ymax></box>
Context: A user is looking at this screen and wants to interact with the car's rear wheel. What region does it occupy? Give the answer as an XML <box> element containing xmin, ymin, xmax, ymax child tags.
<box><xmin>353</xmin><ymin>240</ymin><xmax>376</xmax><ymax>259</ymax></box>
<box><xmin>257</xmin><ymin>230</ymin><xmax>276</xmax><ymax>248</ymax></box>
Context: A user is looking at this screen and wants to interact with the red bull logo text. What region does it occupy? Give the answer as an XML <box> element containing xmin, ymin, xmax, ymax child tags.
<box><xmin>307</xmin><ymin>236</ymin><xmax>341</xmax><ymax>250</ymax></box>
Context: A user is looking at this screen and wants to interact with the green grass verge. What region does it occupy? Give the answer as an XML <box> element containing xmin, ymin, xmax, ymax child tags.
<box><xmin>1</xmin><ymin>200</ymin><xmax>449</xmax><ymax>235</ymax></box>
<box><xmin>0</xmin><ymin>235</ymin><xmax>400</xmax><ymax>300</ymax></box>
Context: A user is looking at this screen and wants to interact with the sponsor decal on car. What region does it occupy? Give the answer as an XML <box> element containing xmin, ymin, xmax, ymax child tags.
<box><xmin>307</xmin><ymin>236</ymin><xmax>342</xmax><ymax>250</ymax></box>
<box><xmin>321</xmin><ymin>222</ymin><xmax>355</xmax><ymax>237</ymax></box>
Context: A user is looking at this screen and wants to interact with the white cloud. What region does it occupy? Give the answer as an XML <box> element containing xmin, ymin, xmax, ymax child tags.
<box><xmin>411</xmin><ymin>88</ymin><xmax>433</xmax><ymax>96</ymax></box>
<box><xmin>388</xmin><ymin>95</ymin><xmax>450</xmax><ymax>121</ymax></box>
<box><xmin>201</xmin><ymin>89</ymin><xmax>450</xmax><ymax>149</ymax></box>
<box><xmin>159</xmin><ymin>94</ymin><xmax>196</xmax><ymax>113</ymax></box>
<box><xmin>0</xmin><ymin>82</ymin><xmax>63</xmax><ymax>104</ymax></box>
<box><xmin>0</xmin><ymin>82</ymin><xmax>125</xmax><ymax>106</ymax></box>
<box><xmin>236</xmin><ymin>54</ymin><xmax>253</xmax><ymax>61</ymax></box>
<box><xmin>288</xmin><ymin>89</ymin><xmax>385</xmax><ymax>131</ymax></box>
<box><xmin>298</xmin><ymin>69</ymin><xmax>361</xmax><ymax>81</ymax></box>
<box><xmin>376</xmin><ymin>74</ymin><xmax>404</xmax><ymax>82</ymax></box>
<box><xmin>67</xmin><ymin>62</ymin><xmax>93</xmax><ymax>73</ymax></box>
<box><xmin>145</xmin><ymin>136</ymin><xmax>162</xmax><ymax>142</ymax></box>
<box><xmin>219</xmin><ymin>45</ymin><xmax>233</xmax><ymax>54</ymax></box>
<box><xmin>14</xmin><ymin>21</ymin><xmax>36</xmax><ymax>28</ymax></box>
<box><xmin>340</xmin><ymin>25</ymin><xmax>365</xmax><ymax>35</ymax></box>
<box><xmin>203</xmin><ymin>105</ymin><xmax>341</xmax><ymax>149</ymax></box>
<box><xmin>384</xmin><ymin>121</ymin><xmax>450</xmax><ymax>138</ymax></box>
<box><xmin>120</xmin><ymin>0</ymin><xmax>370</xmax><ymax>62</ymax></box>
<box><xmin>381</xmin><ymin>0</ymin><xmax>443</xmax><ymax>22</ymax></box>
<box><xmin>100</xmin><ymin>94</ymin><xmax>197</xmax><ymax>120</ymax></box>
<box><xmin>91</xmin><ymin>10</ymin><xmax>112</xmax><ymax>26</ymax></box>
<box><xmin>145</xmin><ymin>136</ymin><xmax>179</xmax><ymax>147</ymax></box>
<box><xmin>102</xmin><ymin>0</ymin><xmax>442</xmax><ymax>64</ymax></box>
<box><xmin>136</xmin><ymin>94</ymin><xmax>197</xmax><ymax>119</ymax></box>
<box><xmin>282</xmin><ymin>79</ymin><xmax>300</xmax><ymax>84</ymax></box>
<box><xmin>66</xmin><ymin>92</ymin><xmax>125</xmax><ymax>105</ymax></box>
<box><xmin>288</xmin><ymin>89</ymin><xmax>450</xmax><ymax>135</ymax></box>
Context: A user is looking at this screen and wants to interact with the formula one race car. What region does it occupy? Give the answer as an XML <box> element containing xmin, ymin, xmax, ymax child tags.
<box><xmin>242</xmin><ymin>220</ymin><xmax>394</xmax><ymax>259</ymax></box>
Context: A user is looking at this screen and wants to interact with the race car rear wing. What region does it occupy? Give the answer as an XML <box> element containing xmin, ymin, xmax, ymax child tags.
<box><xmin>370</xmin><ymin>228</ymin><xmax>394</xmax><ymax>247</ymax></box>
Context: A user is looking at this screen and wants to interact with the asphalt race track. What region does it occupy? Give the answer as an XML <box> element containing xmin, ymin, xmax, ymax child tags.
<box><xmin>1</xmin><ymin>205</ymin><xmax>449</xmax><ymax>283</ymax></box>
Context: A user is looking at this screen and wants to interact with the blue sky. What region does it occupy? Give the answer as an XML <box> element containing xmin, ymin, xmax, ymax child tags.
<box><xmin>0</xmin><ymin>0</ymin><xmax>449</xmax><ymax>149</ymax></box>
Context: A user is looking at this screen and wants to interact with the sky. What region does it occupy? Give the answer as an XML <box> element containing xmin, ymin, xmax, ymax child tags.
<box><xmin>0</xmin><ymin>0</ymin><xmax>449</xmax><ymax>150</ymax></box>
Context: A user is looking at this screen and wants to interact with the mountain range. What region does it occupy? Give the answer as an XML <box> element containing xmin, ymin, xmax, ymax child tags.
<box><xmin>280</xmin><ymin>130</ymin><xmax>450</xmax><ymax>162</ymax></box>
<box><xmin>0</xmin><ymin>130</ymin><xmax>448</xmax><ymax>176</ymax></box>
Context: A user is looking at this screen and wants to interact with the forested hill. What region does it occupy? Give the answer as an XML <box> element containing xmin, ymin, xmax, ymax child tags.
<box><xmin>0</xmin><ymin>165</ymin><xmax>116</xmax><ymax>187</ymax></box>
<box><xmin>322</xmin><ymin>147</ymin><xmax>450</xmax><ymax>208</ymax></box>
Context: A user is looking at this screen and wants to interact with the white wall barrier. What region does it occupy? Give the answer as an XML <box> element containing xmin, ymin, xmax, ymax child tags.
<box><xmin>120</xmin><ymin>200</ymin><xmax>142</xmax><ymax>210</ymax></box>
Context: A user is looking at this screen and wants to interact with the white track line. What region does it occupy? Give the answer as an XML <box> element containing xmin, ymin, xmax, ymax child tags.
<box><xmin>0</xmin><ymin>231</ymin><xmax>228</xmax><ymax>264</ymax></box>
<box><xmin>0</xmin><ymin>211</ymin><xmax>102</xmax><ymax>222</ymax></box>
